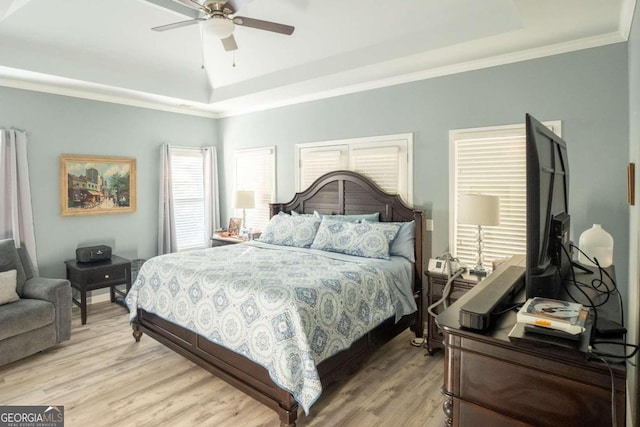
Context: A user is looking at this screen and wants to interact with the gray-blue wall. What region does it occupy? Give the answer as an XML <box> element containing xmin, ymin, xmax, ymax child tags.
<box><xmin>627</xmin><ymin>1</ymin><xmax>640</xmax><ymax>420</ymax></box>
<box><xmin>219</xmin><ymin>43</ymin><xmax>630</xmax><ymax>299</ymax></box>
<box><xmin>0</xmin><ymin>88</ymin><xmax>217</xmax><ymax>278</ymax></box>
<box><xmin>0</xmin><ymin>42</ymin><xmax>631</xmax><ymax>309</ymax></box>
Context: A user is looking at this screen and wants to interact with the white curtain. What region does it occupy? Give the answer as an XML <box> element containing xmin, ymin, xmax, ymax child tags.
<box><xmin>158</xmin><ymin>144</ymin><xmax>219</xmax><ymax>255</ymax></box>
<box><xmin>0</xmin><ymin>129</ymin><xmax>38</xmax><ymax>273</ymax></box>
<box><xmin>158</xmin><ymin>143</ymin><xmax>177</xmax><ymax>255</ymax></box>
<box><xmin>203</xmin><ymin>146</ymin><xmax>221</xmax><ymax>238</ymax></box>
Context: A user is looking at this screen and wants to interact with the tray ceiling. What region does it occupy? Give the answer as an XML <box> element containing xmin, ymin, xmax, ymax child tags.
<box><xmin>0</xmin><ymin>0</ymin><xmax>633</xmax><ymax>117</ymax></box>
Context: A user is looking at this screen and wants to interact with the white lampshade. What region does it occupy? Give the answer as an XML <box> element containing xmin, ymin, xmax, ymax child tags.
<box><xmin>204</xmin><ymin>17</ymin><xmax>234</xmax><ymax>38</ymax></box>
<box><xmin>458</xmin><ymin>194</ymin><xmax>500</xmax><ymax>226</ymax></box>
<box><xmin>234</xmin><ymin>190</ymin><xmax>255</xmax><ymax>209</ymax></box>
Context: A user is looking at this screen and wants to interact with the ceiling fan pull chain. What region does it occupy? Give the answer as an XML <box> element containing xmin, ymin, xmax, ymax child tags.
<box><xmin>200</xmin><ymin>25</ymin><xmax>206</xmax><ymax>70</ymax></box>
<box><xmin>233</xmin><ymin>51</ymin><xmax>236</xmax><ymax>68</ymax></box>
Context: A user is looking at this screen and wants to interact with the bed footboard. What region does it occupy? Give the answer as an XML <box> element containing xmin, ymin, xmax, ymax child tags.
<box><xmin>132</xmin><ymin>309</ymin><xmax>299</xmax><ymax>427</ymax></box>
<box><xmin>131</xmin><ymin>306</ymin><xmax>418</xmax><ymax>426</ymax></box>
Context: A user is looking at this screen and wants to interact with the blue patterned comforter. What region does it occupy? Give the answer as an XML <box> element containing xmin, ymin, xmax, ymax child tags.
<box><xmin>126</xmin><ymin>242</ymin><xmax>409</xmax><ymax>413</ymax></box>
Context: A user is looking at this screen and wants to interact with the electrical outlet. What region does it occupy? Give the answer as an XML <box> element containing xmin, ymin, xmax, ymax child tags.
<box><xmin>426</xmin><ymin>219</ymin><xmax>434</xmax><ymax>231</ymax></box>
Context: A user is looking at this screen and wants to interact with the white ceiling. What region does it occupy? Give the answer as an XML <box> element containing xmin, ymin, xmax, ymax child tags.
<box><xmin>0</xmin><ymin>0</ymin><xmax>635</xmax><ymax>118</ymax></box>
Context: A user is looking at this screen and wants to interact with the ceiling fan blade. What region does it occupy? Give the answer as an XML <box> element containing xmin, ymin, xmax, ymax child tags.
<box><xmin>174</xmin><ymin>0</ymin><xmax>206</xmax><ymax>11</ymax></box>
<box><xmin>221</xmin><ymin>34</ymin><xmax>238</xmax><ymax>51</ymax></box>
<box><xmin>233</xmin><ymin>16</ymin><xmax>294</xmax><ymax>35</ymax></box>
<box><xmin>152</xmin><ymin>18</ymin><xmax>205</xmax><ymax>32</ymax></box>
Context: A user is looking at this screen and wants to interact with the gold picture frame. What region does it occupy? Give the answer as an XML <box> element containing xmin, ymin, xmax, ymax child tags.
<box><xmin>60</xmin><ymin>154</ymin><xmax>136</xmax><ymax>216</ymax></box>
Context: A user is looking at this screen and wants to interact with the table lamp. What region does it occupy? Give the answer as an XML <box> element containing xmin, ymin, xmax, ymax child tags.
<box><xmin>234</xmin><ymin>190</ymin><xmax>255</xmax><ymax>235</ymax></box>
<box><xmin>458</xmin><ymin>193</ymin><xmax>500</xmax><ymax>276</ymax></box>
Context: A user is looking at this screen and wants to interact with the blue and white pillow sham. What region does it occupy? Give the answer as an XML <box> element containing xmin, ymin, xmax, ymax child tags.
<box><xmin>291</xmin><ymin>210</ymin><xmax>379</xmax><ymax>223</ymax></box>
<box><xmin>310</xmin><ymin>217</ymin><xmax>401</xmax><ymax>259</ymax></box>
<box><xmin>290</xmin><ymin>210</ymin><xmax>321</xmax><ymax>218</ymax></box>
<box><xmin>260</xmin><ymin>211</ymin><xmax>414</xmax><ymax>261</ymax></box>
<box><xmin>257</xmin><ymin>212</ymin><xmax>321</xmax><ymax>248</ymax></box>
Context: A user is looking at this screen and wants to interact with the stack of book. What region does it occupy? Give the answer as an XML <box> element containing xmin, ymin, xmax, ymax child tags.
<box><xmin>509</xmin><ymin>297</ymin><xmax>589</xmax><ymax>341</ymax></box>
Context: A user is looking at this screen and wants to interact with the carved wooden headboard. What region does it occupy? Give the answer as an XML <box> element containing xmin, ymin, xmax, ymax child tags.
<box><xmin>269</xmin><ymin>170</ymin><xmax>424</xmax><ymax>308</ymax></box>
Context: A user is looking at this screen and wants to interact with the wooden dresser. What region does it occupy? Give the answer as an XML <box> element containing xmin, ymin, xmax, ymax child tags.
<box><xmin>425</xmin><ymin>270</ymin><xmax>482</xmax><ymax>355</ymax></box>
<box><xmin>436</xmin><ymin>265</ymin><xmax>626</xmax><ymax>427</ymax></box>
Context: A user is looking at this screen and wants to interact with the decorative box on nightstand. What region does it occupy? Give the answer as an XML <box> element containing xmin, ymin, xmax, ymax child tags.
<box><xmin>424</xmin><ymin>270</ymin><xmax>482</xmax><ymax>354</ymax></box>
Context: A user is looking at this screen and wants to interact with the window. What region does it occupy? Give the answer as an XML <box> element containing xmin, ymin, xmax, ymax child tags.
<box><xmin>170</xmin><ymin>148</ymin><xmax>207</xmax><ymax>250</ymax></box>
<box><xmin>450</xmin><ymin>121</ymin><xmax>561</xmax><ymax>268</ymax></box>
<box><xmin>234</xmin><ymin>147</ymin><xmax>275</xmax><ymax>232</ymax></box>
<box><xmin>295</xmin><ymin>133</ymin><xmax>413</xmax><ymax>203</ymax></box>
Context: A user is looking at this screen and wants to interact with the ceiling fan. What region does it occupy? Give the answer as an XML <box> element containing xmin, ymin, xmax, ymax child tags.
<box><xmin>152</xmin><ymin>0</ymin><xmax>295</xmax><ymax>52</ymax></box>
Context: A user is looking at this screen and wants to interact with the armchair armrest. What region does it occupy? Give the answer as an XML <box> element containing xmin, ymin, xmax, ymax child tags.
<box><xmin>21</xmin><ymin>277</ymin><xmax>68</xmax><ymax>302</ymax></box>
<box><xmin>21</xmin><ymin>277</ymin><xmax>72</xmax><ymax>342</ymax></box>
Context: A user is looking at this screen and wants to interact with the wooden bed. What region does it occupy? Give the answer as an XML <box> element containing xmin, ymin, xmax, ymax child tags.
<box><xmin>131</xmin><ymin>170</ymin><xmax>424</xmax><ymax>427</ymax></box>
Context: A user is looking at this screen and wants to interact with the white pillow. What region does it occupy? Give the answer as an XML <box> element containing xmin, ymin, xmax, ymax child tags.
<box><xmin>0</xmin><ymin>269</ymin><xmax>19</xmax><ymax>305</ymax></box>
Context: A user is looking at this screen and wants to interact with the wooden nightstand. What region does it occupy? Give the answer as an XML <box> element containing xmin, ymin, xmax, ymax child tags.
<box><xmin>210</xmin><ymin>234</ymin><xmax>247</xmax><ymax>247</ymax></box>
<box><xmin>425</xmin><ymin>270</ymin><xmax>482</xmax><ymax>354</ymax></box>
<box><xmin>65</xmin><ymin>255</ymin><xmax>132</xmax><ymax>325</ymax></box>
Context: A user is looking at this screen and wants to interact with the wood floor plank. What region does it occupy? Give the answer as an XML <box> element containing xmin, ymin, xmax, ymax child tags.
<box><xmin>0</xmin><ymin>303</ymin><xmax>446</xmax><ymax>426</ymax></box>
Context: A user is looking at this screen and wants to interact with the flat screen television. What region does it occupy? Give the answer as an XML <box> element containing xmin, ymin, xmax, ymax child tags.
<box><xmin>525</xmin><ymin>113</ymin><xmax>573</xmax><ymax>299</ymax></box>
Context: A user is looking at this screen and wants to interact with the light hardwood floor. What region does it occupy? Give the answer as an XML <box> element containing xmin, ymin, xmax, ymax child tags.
<box><xmin>0</xmin><ymin>302</ymin><xmax>446</xmax><ymax>427</ymax></box>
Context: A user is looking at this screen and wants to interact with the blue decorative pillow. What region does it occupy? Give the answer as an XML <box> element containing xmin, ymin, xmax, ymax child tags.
<box><xmin>290</xmin><ymin>210</ymin><xmax>321</xmax><ymax>218</ymax></box>
<box><xmin>291</xmin><ymin>211</ymin><xmax>379</xmax><ymax>223</ymax></box>
<box><xmin>389</xmin><ymin>221</ymin><xmax>416</xmax><ymax>262</ymax></box>
<box><xmin>310</xmin><ymin>217</ymin><xmax>401</xmax><ymax>259</ymax></box>
<box><xmin>257</xmin><ymin>212</ymin><xmax>321</xmax><ymax>248</ymax></box>
<box><xmin>325</xmin><ymin>212</ymin><xmax>380</xmax><ymax>223</ymax></box>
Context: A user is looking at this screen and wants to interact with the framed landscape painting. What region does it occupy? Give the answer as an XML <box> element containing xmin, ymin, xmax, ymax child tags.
<box><xmin>60</xmin><ymin>154</ymin><xmax>136</xmax><ymax>216</ymax></box>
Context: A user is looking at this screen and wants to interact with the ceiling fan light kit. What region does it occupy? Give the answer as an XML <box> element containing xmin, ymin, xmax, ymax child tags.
<box><xmin>152</xmin><ymin>0</ymin><xmax>295</xmax><ymax>51</ymax></box>
<box><xmin>152</xmin><ymin>0</ymin><xmax>295</xmax><ymax>53</ymax></box>
<box><xmin>205</xmin><ymin>16</ymin><xmax>234</xmax><ymax>38</ymax></box>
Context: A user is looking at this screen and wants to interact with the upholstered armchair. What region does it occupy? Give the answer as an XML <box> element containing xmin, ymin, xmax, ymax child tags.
<box><xmin>0</xmin><ymin>239</ymin><xmax>72</xmax><ymax>366</ymax></box>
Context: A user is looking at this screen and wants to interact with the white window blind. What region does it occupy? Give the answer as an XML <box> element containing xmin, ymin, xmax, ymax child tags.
<box><xmin>450</xmin><ymin>121</ymin><xmax>561</xmax><ymax>268</ymax></box>
<box><xmin>299</xmin><ymin>145</ymin><xmax>348</xmax><ymax>189</ymax></box>
<box><xmin>171</xmin><ymin>148</ymin><xmax>206</xmax><ymax>251</ymax></box>
<box><xmin>234</xmin><ymin>147</ymin><xmax>275</xmax><ymax>232</ymax></box>
<box><xmin>350</xmin><ymin>144</ymin><xmax>406</xmax><ymax>196</ymax></box>
<box><xmin>296</xmin><ymin>134</ymin><xmax>413</xmax><ymax>203</ymax></box>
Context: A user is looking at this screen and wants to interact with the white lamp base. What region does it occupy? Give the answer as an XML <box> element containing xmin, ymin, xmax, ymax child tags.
<box><xmin>471</xmin><ymin>224</ymin><xmax>489</xmax><ymax>276</ymax></box>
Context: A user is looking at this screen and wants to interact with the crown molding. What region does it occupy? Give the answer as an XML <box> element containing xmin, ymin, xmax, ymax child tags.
<box><xmin>217</xmin><ymin>31</ymin><xmax>628</xmax><ymax>118</ymax></box>
<box><xmin>0</xmin><ymin>70</ymin><xmax>220</xmax><ymax>118</ymax></box>
<box><xmin>0</xmin><ymin>30</ymin><xmax>628</xmax><ymax>119</ymax></box>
